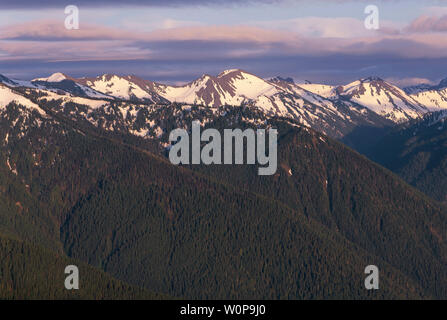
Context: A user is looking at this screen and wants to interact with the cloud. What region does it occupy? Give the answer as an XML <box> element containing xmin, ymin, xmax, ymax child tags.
<box><xmin>406</xmin><ymin>14</ymin><xmax>447</xmax><ymax>33</ymax></box>
<box><xmin>251</xmin><ymin>17</ymin><xmax>369</xmax><ymax>38</ymax></box>
<box><xmin>2</xmin><ymin>19</ymin><xmax>447</xmax><ymax>64</ymax></box>
<box><xmin>0</xmin><ymin>20</ymin><xmax>134</xmax><ymax>41</ymax></box>
<box><xmin>1</xmin><ymin>12</ymin><xmax>447</xmax><ymax>84</ymax></box>
<box><xmin>160</xmin><ymin>19</ymin><xmax>203</xmax><ymax>29</ymax></box>
<box><xmin>0</xmin><ymin>0</ymin><xmax>282</xmax><ymax>9</ymax></box>
<box><xmin>4</xmin><ymin>0</ymin><xmax>443</xmax><ymax>9</ymax></box>
<box><xmin>0</xmin><ymin>20</ymin><xmax>294</xmax><ymax>43</ymax></box>
<box><xmin>422</xmin><ymin>6</ymin><xmax>447</xmax><ymax>16</ymax></box>
<box><xmin>385</xmin><ymin>77</ymin><xmax>435</xmax><ymax>87</ymax></box>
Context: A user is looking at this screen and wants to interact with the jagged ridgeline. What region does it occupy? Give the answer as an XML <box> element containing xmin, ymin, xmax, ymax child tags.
<box><xmin>0</xmin><ymin>96</ymin><xmax>445</xmax><ymax>299</ymax></box>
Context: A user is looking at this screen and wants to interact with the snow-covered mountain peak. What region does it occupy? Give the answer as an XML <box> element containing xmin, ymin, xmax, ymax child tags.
<box><xmin>194</xmin><ymin>74</ymin><xmax>213</xmax><ymax>84</ymax></box>
<box><xmin>403</xmin><ymin>77</ymin><xmax>447</xmax><ymax>112</ymax></box>
<box><xmin>336</xmin><ymin>78</ymin><xmax>428</xmax><ymax>122</ymax></box>
<box><xmin>341</xmin><ymin>77</ymin><xmax>405</xmax><ymax>96</ymax></box>
<box><xmin>4</xmin><ymin>70</ymin><xmax>447</xmax><ymax>135</ymax></box>
<box><xmin>33</xmin><ymin>72</ymin><xmax>69</xmax><ymax>83</ymax></box>
<box><xmin>154</xmin><ymin>69</ymin><xmax>278</xmax><ymax>107</ymax></box>
<box><xmin>297</xmin><ymin>83</ymin><xmax>337</xmax><ymax>98</ymax></box>
<box><xmin>217</xmin><ymin>69</ymin><xmax>248</xmax><ymax>78</ymax></box>
<box><xmin>91</xmin><ymin>74</ymin><xmax>154</xmax><ymax>89</ymax></box>
<box><xmin>74</xmin><ymin>74</ymin><xmax>168</xmax><ymax>103</ymax></box>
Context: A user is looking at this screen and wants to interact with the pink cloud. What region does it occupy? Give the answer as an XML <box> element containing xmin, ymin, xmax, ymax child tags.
<box><xmin>1</xmin><ymin>18</ymin><xmax>447</xmax><ymax>63</ymax></box>
<box><xmin>406</xmin><ymin>14</ymin><xmax>447</xmax><ymax>33</ymax></box>
<box><xmin>0</xmin><ymin>20</ymin><xmax>135</xmax><ymax>41</ymax></box>
<box><xmin>0</xmin><ymin>20</ymin><xmax>296</xmax><ymax>44</ymax></box>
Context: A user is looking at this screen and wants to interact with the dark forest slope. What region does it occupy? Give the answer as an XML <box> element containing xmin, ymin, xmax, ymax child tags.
<box><xmin>0</xmin><ymin>102</ymin><xmax>445</xmax><ymax>299</ymax></box>
<box><xmin>0</xmin><ymin>235</ymin><xmax>168</xmax><ymax>299</ymax></box>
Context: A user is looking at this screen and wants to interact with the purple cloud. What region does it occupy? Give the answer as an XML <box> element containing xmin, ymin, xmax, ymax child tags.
<box><xmin>0</xmin><ymin>0</ymin><xmax>282</xmax><ymax>9</ymax></box>
<box><xmin>1</xmin><ymin>6</ymin><xmax>447</xmax><ymax>85</ymax></box>
<box><xmin>0</xmin><ymin>0</ymin><xmax>429</xmax><ymax>9</ymax></box>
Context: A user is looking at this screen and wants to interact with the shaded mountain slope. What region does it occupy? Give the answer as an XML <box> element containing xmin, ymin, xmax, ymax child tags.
<box><xmin>0</xmin><ymin>98</ymin><xmax>445</xmax><ymax>299</ymax></box>
<box><xmin>0</xmin><ymin>235</ymin><xmax>167</xmax><ymax>299</ymax></box>
<box><xmin>367</xmin><ymin>110</ymin><xmax>447</xmax><ymax>203</ymax></box>
<box><xmin>58</xmin><ymin>135</ymin><xmax>428</xmax><ymax>299</ymax></box>
<box><xmin>179</xmin><ymin>115</ymin><xmax>447</xmax><ymax>298</ymax></box>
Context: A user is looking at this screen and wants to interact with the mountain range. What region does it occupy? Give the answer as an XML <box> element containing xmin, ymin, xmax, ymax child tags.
<box><xmin>1</xmin><ymin>69</ymin><xmax>447</xmax><ymax>199</ymax></box>
<box><xmin>3</xmin><ymin>69</ymin><xmax>447</xmax><ymax>139</ymax></box>
<box><xmin>0</xmin><ymin>69</ymin><xmax>446</xmax><ymax>299</ymax></box>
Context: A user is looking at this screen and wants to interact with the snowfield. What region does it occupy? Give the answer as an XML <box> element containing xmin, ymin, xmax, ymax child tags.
<box><xmin>0</xmin><ymin>85</ymin><xmax>47</xmax><ymax>116</ymax></box>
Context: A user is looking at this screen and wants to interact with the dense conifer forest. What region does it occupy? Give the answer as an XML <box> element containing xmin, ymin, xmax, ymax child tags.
<box><xmin>0</xmin><ymin>101</ymin><xmax>446</xmax><ymax>299</ymax></box>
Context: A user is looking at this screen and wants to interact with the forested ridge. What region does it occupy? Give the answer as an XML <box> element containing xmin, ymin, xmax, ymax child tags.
<box><xmin>0</xmin><ymin>101</ymin><xmax>446</xmax><ymax>299</ymax></box>
<box><xmin>367</xmin><ymin>112</ymin><xmax>447</xmax><ymax>203</ymax></box>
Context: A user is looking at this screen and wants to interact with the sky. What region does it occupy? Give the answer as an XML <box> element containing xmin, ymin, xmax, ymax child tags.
<box><xmin>0</xmin><ymin>0</ymin><xmax>447</xmax><ymax>86</ymax></box>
